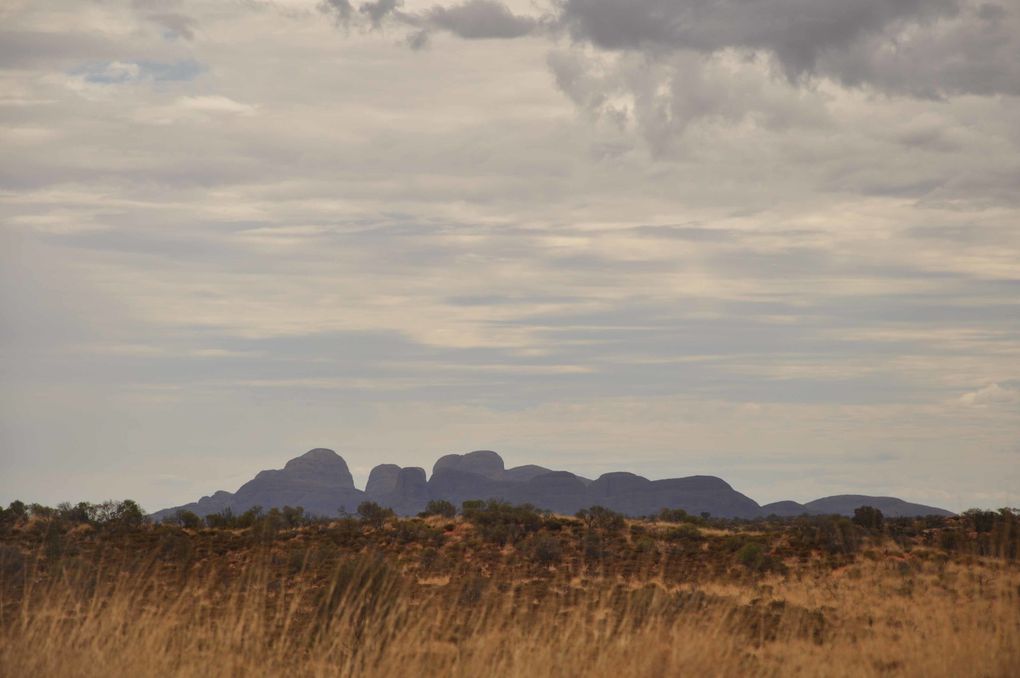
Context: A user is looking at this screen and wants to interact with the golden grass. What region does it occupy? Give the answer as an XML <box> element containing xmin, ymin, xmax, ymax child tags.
<box><xmin>1</xmin><ymin>546</ymin><xmax>1018</xmax><ymax>678</ymax></box>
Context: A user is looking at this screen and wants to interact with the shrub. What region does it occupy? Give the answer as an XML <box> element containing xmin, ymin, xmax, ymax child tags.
<box><xmin>790</xmin><ymin>516</ymin><xmax>861</xmax><ymax>557</ymax></box>
<box><xmin>205</xmin><ymin>508</ymin><xmax>235</xmax><ymax>529</ymax></box>
<box><xmin>419</xmin><ymin>499</ymin><xmax>456</xmax><ymax>519</ymax></box>
<box><xmin>962</xmin><ymin>509</ymin><xmax>996</xmax><ymax>533</ymax></box>
<box><xmin>529</xmin><ymin>534</ymin><xmax>562</xmax><ymax>565</ymax></box>
<box><xmin>852</xmin><ymin>506</ymin><xmax>884</xmax><ymax>531</ymax></box>
<box><xmin>577</xmin><ymin>506</ymin><xmax>626</xmax><ymax>532</ymax></box>
<box><xmin>29</xmin><ymin>504</ymin><xmax>57</xmax><ymax>520</ymax></box>
<box><xmin>0</xmin><ymin>501</ymin><xmax>27</xmax><ymax>527</ymax></box>
<box><xmin>462</xmin><ymin>500</ymin><xmax>544</xmax><ymax>545</ymax></box>
<box><xmin>393</xmin><ymin>519</ymin><xmax>444</xmax><ymax>547</ymax></box>
<box><xmin>634</xmin><ymin>536</ymin><xmax>657</xmax><ymax>554</ymax></box>
<box><xmin>736</xmin><ymin>541</ymin><xmax>784</xmax><ymax>574</ymax></box>
<box><xmin>111</xmin><ymin>500</ymin><xmax>147</xmax><ymax>528</ymax></box>
<box><xmin>58</xmin><ymin>501</ymin><xmax>96</xmax><ymax>524</ymax></box>
<box><xmin>664</xmin><ymin>524</ymin><xmax>703</xmax><ymax>542</ymax></box>
<box><xmin>0</xmin><ymin>544</ymin><xmax>26</xmax><ymax>580</ymax></box>
<box><xmin>737</xmin><ymin>542</ymin><xmax>766</xmax><ymax>569</ymax></box>
<box><xmin>53</xmin><ymin>500</ymin><xmax>147</xmax><ymax>529</ymax></box>
<box><xmin>174</xmin><ymin>510</ymin><xmax>202</xmax><ymax>529</ymax></box>
<box><xmin>357</xmin><ymin>501</ymin><xmax>395</xmax><ymax>528</ymax></box>
<box><xmin>583</xmin><ymin>532</ymin><xmax>605</xmax><ymax>562</ymax></box>
<box><xmin>657</xmin><ymin>508</ymin><xmax>704</xmax><ymax>525</ymax></box>
<box><xmin>280</xmin><ymin>505</ymin><xmax>307</xmax><ymax>527</ymax></box>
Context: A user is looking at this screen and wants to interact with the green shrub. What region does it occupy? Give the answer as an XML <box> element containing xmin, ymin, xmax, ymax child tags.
<box><xmin>736</xmin><ymin>541</ymin><xmax>784</xmax><ymax>574</ymax></box>
<box><xmin>790</xmin><ymin>516</ymin><xmax>861</xmax><ymax>557</ymax></box>
<box><xmin>419</xmin><ymin>499</ymin><xmax>456</xmax><ymax>518</ymax></box>
<box><xmin>357</xmin><ymin>501</ymin><xmax>395</xmax><ymax>528</ymax></box>
<box><xmin>174</xmin><ymin>509</ymin><xmax>202</xmax><ymax>529</ymax></box>
<box><xmin>663</xmin><ymin>524</ymin><xmax>703</xmax><ymax>542</ymax></box>
<box><xmin>393</xmin><ymin>519</ymin><xmax>444</xmax><ymax>546</ymax></box>
<box><xmin>0</xmin><ymin>501</ymin><xmax>27</xmax><ymax>527</ymax></box>
<box><xmin>852</xmin><ymin>506</ymin><xmax>884</xmax><ymax>531</ymax></box>
<box><xmin>577</xmin><ymin>506</ymin><xmax>625</xmax><ymax>532</ymax></box>
<box><xmin>462</xmin><ymin>500</ymin><xmax>544</xmax><ymax>545</ymax></box>
<box><xmin>657</xmin><ymin>508</ymin><xmax>705</xmax><ymax>525</ymax></box>
<box><xmin>529</xmin><ymin>534</ymin><xmax>562</xmax><ymax>565</ymax></box>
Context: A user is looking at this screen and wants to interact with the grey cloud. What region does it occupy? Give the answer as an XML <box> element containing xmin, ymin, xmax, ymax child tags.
<box><xmin>547</xmin><ymin>48</ymin><xmax>829</xmax><ymax>152</ymax></box>
<box><xmin>555</xmin><ymin>0</ymin><xmax>1020</xmax><ymax>98</ymax></box>
<box><xmin>0</xmin><ymin>30</ymin><xmax>119</xmax><ymax>67</ymax></box>
<box><xmin>335</xmin><ymin>0</ymin><xmax>1020</xmax><ymax>99</ymax></box>
<box><xmin>816</xmin><ymin>3</ymin><xmax>1020</xmax><ymax>97</ymax></box>
<box><xmin>361</xmin><ymin>0</ymin><xmax>402</xmax><ymax>28</ymax></box>
<box><xmin>425</xmin><ymin>0</ymin><xmax>539</xmax><ymax>39</ymax></box>
<box><xmin>321</xmin><ymin>0</ymin><xmax>539</xmax><ymax>42</ymax></box>
<box><xmin>406</xmin><ymin>29</ymin><xmax>431</xmax><ymax>50</ymax></box>
<box><xmin>145</xmin><ymin>13</ymin><xmax>198</xmax><ymax>41</ymax></box>
<box><xmin>557</xmin><ymin>0</ymin><xmax>957</xmax><ymax>80</ymax></box>
<box><xmin>320</xmin><ymin>0</ymin><xmax>354</xmax><ymax>25</ymax></box>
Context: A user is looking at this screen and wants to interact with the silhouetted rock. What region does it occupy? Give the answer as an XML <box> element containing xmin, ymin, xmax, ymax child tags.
<box><xmin>151</xmin><ymin>448</ymin><xmax>364</xmax><ymax>521</ymax></box>
<box><xmin>503</xmin><ymin>464</ymin><xmax>555</xmax><ymax>482</ymax></box>
<box><xmin>591</xmin><ymin>472</ymin><xmax>650</xmax><ymax>500</ymax></box>
<box><xmin>365</xmin><ymin>464</ymin><xmax>401</xmax><ymax>496</ymax></box>
<box><xmin>433</xmin><ymin>450</ymin><xmax>505</xmax><ymax>478</ymax></box>
<box><xmin>761</xmin><ymin>500</ymin><xmax>809</xmax><ymax>517</ymax></box>
<box><xmin>427</xmin><ymin>467</ymin><xmax>507</xmax><ymax>508</ymax></box>
<box><xmin>512</xmin><ymin>472</ymin><xmax>591</xmax><ymax>514</ymax></box>
<box><xmin>803</xmin><ymin>495</ymin><xmax>953</xmax><ymax>518</ymax></box>
<box><xmin>586</xmin><ymin>473</ymin><xmax>759</xmax><ymax>518</ymax></box>
<box><xmin>367</xmin><ymin>465</ymin><xmax>430</xmax><ymax>515</ymax></box>
<box><xmin>153</xmin><ymin>448</ymin><xmax>954</xmax><ymax>521</ymax></box>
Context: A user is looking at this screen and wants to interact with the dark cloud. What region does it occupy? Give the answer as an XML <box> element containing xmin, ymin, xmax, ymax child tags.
<box><xmin>319</xmin><ymin>0</ymin><xmax>1019</xmax><ymax>99</ymax></box>
<box><xmin>555</xmin><ymin>0</ymin><xmax>1020</xmax><ymax>97</ymax></box>
<box><xmin>320</xmin><ymin>0</ymin><xmax>354</xmax><ymax>25</ymax></box>
<box><xmin>321</xmin><ymin>0</ymin><xmax>539</xmax><ymax>42</ymax></box>
<box><xmin>426</xmin><ymin>0</ymin><xmax>538</xmax><ymax>39</ymax></box>
<box><xmin>557</xmin><ymin>0</ymin><xmax>957</xmax><ymax>78</ymax></box>
<box><xmin>816</xmin><ymin>2</ymin><xmax>1020</xmax><ymax>97</ymax></box>
<box><xmin>361</xmin><ymin>0</ymin><xmax>402</xmax><ymax>28</ymax></box>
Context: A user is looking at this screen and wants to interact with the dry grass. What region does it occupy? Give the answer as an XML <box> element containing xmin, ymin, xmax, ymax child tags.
<box><xmin>1</xmin><ymin>536</ymin><xmax>1018</xmax><ymax>678</ymax></box>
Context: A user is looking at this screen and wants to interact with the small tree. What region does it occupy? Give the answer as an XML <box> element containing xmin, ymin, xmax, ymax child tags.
<box><xmin>59</xmin><ymin>501</ymin><xmax>97</xmax><ymax>524</ymax></box>
<box><xmin>357</xmin><ymin>501</ymin><xmax>395</xmax><ymax>527</ymax></box>
<box><xmin>576</xmin><ymin>506</ymin><xmax>625</xmax><ymax>532</ymax></box>
<box><xmin>461</xmin><ymin>500</ymin><xmax>543</xmax><ymax>545</ymax></box>
<box><xmin>962</xmin><ymin>509</ymin><xmax>997</xmax><ymax>533</ymax></box>
<box><xmin>852</xmin><ymin>506</ymin><xmax>884</xmax><ymax>531</ymax></box>
<box><xmin>420</xmin><ymin>499</ymin><xmax>456</xmax><ymax>519</ymax></box>
<box><xmin>5</xmin><ymin>501</ymin><xmax>27</xmax><ymax>525</ymax></box>
<box><xmin>281</xmin><ymin>505</ymin><xmax>306</xmax><ymax>527</ymax></box>
<box><xmin>530</xmin><ymin>534</ymin><xmax>562</xmax><ymax>565</ymax></box>
<box><xmin>206</xmin><ymin>508</ymin><xmax>235</xmax><ymax>529</ymax></box>
<box><xmin>175</xmin><ymin>509</ymin><xmax>202</xmax><ymax>529</ymax></box>
<box><xmin>112</xmin><ymin>500</ymin><xmax>146</xmax><ymax>528</ymax></box>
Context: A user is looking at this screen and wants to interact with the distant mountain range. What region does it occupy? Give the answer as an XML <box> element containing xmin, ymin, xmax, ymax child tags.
<box><xmin>150</xmin><ymin>448</ymin><xmax>954</xmax><ymax>522</ymax></box>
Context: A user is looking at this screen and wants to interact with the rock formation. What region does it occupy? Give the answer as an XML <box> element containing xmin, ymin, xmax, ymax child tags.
<box><xmin>151</xmin><ymin>448</ymin><xmax>365</xmax><ymax>521</ymax></box>
<box><xmin>802</xmin><ymin>495</ymin><xmax>953</xmax><ymax>518</ymax></box>
<box><xmin>152</xmin><ymin>448</ymin><xmax>955</xmax><ymax>521</ymax></box>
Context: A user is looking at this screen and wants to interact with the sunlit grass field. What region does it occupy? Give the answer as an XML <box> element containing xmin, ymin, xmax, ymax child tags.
<box><xmin>1</xmin><ymin>507</ymin><xmax>1017</xmax><ymax>676</ymax></box>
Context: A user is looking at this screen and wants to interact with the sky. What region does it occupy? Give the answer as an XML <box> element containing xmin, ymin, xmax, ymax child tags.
<box><xmin>1</xmin><ymin>0</ymin><xmax>1018</xmax><ymax>514</ymax></box>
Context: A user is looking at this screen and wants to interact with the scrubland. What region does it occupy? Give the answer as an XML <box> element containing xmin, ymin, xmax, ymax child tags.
<box><xmin>0</xmin><ymin>502</ymin><xmax>1017</xmax><ymax>677</ymax></box>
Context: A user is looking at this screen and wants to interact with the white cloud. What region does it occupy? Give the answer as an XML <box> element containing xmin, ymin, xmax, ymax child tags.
<box><xmin>960</xmin><ymin>383</ymin><xmax>1020</xmax><ymax>407</ymax></box>
<box><xmin>175</xmin><ymin>95</ymin><xmax>257</xmax><ymax>115</ymax></box>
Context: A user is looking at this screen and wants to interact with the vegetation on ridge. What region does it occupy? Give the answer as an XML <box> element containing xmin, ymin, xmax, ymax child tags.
<box><xmin>0</xmin><ymin>499</ymin><xmax>1018</xmax><ymax>676</ymax></box>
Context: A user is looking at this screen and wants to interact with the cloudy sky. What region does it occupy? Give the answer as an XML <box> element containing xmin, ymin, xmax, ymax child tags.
<box><xmin>1</xmin><ymin>0</ymin><xmax>1018</xmax><ymax>513</ymax></box>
